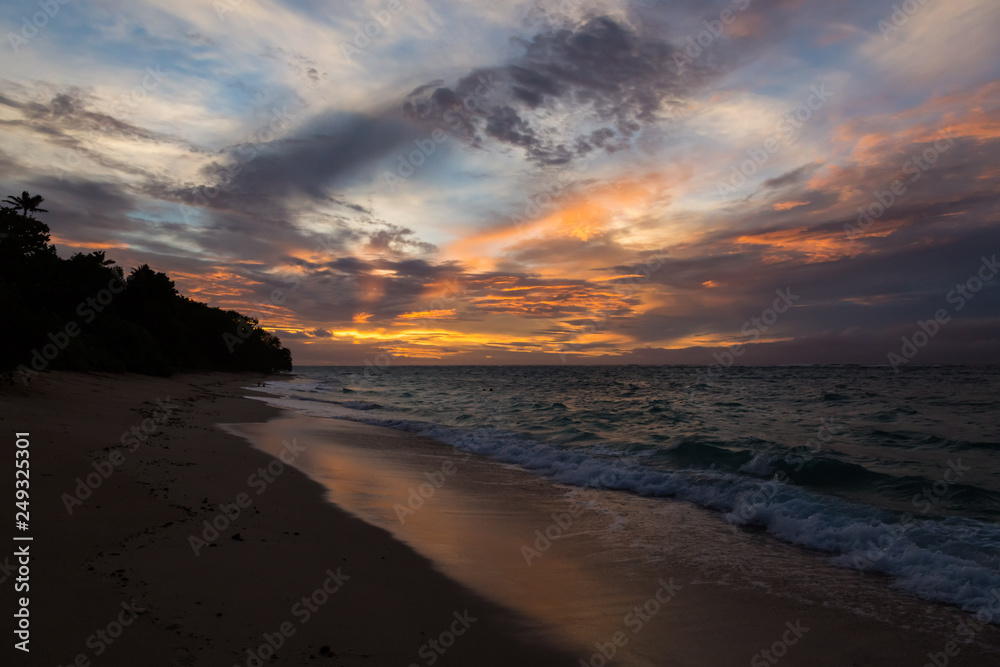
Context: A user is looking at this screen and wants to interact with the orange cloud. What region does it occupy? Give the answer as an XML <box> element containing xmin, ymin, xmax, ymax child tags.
<box><xmin>169</xmin><ymin>269</ymin><xmax>262</xmax><ymax>301</ymax></box>
<box><xmin>464</xmin><ymin>276</ymin><xmax>645</xmax><ymax>319</ymax></box>
<box><xmin>735</xmin><ymin>226</ymin><xmax>861</xmax><ymax>264</ymax></box>
<box><xmin>304</xmin><ymin>327</ymin><xmax>550</xmax><ymax>357</ymax></box>
<box><xmin>442</xmin><ymin>172</ymin><xmax>677</xmax><ymax>270</ymax></box>
<box><xmin>49</xmin><ymin>235</ymin><xmax>129</xmax><ymax>251</ymax></box>
<box><xmin>773</xmin><ymin>201</ymin><xmax>810</xmax><ymax>211</ymax></box>
<box><xmin>398</xmin><ymin>309</ymin><xmax>457</xmax><ymax>320</ymax></box>
<box><xmin>829</xmin><ymin>79</ymin><xmax>1000</xmax><ymax>174</ymax></box>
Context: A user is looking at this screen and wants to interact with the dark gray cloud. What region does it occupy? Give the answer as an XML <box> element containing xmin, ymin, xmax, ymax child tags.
<box><xmin>402</xmin><ymin>15</ymin><xmax>719</xmax><ymax>165</ymax></box>
<box><xmin>0</xmin><ymin>90</ymin><xmax>198</xmax><ymax>149</ymax></box>
<box><xmin>175</xmin><ymin>111</ymin><xmax>416</xmax><ymax>217</ymax></box>
<box><xmin>226</xmin><ymin>255</ymin><xmax>466</xmax><ymax>327</ymax></box>
<box><xmin>13</xmin><ymin>175</ymin><xmax>141</xmax><ymax>245</ymax></box>
<box><xmin>593</xmin><ymin>122</ymin><xmax>1000</xmax><ymax>358</ymax></box>
<box><xmin>760</xmin><ymin>163</ymin><xmax>820</xmax><ymax>191</ymax></box>
<box><xmin>0</xmin><ymin>89</ymin><xmax>204</xmax><ymax>187</ymax></box>
<box><xmin>361</xmin><ymin>223</ymin><xmax>436</xmax><ymax>256</ymax></box>
<box><xmin>607</xmin><ymin>208</ymin><xmax>1000</xmax><ymax>359</ymax></box>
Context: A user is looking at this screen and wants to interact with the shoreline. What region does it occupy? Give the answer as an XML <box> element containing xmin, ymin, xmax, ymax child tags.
<box><xmin>237</xmin><ymin>392</ymin><xmax>1000</xmax><ymax>666</ymax></box>
<box><xmin>1</xmin><ymin>371</ymin><xmax>579</xmax><ymax>665</ymax></box>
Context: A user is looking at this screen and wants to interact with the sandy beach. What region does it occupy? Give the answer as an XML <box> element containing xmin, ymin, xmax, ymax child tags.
<box><xmin>1</xmin><ymin>372</ymin><xmax>578</xmax><ymax>666</ymax></box>
<box><xmin>3</xmin><ymin>371</ymin><xmax>999</xmax><ymax>666</ymax></box>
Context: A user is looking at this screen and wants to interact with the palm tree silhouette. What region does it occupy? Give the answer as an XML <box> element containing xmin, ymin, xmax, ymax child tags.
<box><xmin>3</xmin><ymin>191</ymin><xmax>49</xmax><ymax>218</ymax></box>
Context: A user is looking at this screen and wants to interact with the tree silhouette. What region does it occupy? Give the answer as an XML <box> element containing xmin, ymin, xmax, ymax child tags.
<box><xmin>3</xmin><ymin>191</ymin><xmax>49</xmax><ymax>218</ymax></box>
<box><xmin>0</xmin><ymin>206</ymin><xmax>57</xmax><ymax>260</ymax></box>
<box><xmin>1</xmin><ymin>192</ymin><xmax>293</xmax><ymax>379</ymax></box>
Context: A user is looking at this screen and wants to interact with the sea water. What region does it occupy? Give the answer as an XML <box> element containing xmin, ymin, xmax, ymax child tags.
<box><xmin>253</xmin><ymin>365</ymin><xmax>1000</xmax><ymax>616</ymax></box>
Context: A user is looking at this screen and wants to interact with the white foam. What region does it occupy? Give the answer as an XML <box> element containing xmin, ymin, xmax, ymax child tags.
<box><xmin>739</xmin><ymin>451</ymin><xmax>777</xmax><ymax>476</ymax></box>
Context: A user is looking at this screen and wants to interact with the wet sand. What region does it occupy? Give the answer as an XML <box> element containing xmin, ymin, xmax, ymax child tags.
<box><xmin>0</xmin><ymin>372</ymin><xmax>579</xmax><ymax>666</ymax></box>
<box><xmin>231</xmin><ymin>409</ymin><xmax>1000</xmax><ymax>667</ymax></box>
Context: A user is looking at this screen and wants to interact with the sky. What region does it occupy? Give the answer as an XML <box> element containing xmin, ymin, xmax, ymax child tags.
<box><xmin>2</xmin><ymin>0</ymin><xmax>999</xmax><ymax>366</ymax></box>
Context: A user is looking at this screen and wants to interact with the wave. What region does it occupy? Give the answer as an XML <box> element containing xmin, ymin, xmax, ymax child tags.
<box><xmin>865</xmin><ymin>429</ymin><xmax>1000</xmax><ymax>453</ymax></box>
<box><xmin>344</xmin><ymin>414</ymin><xmax>1000</xmax><ymax>616</ymax></box>
<box><xmin>341</xmin><ymin>401</ymin><xmax>382</xmax><ymax>411</ymax></box>
<box><xmin>251</xmin><ymin>372</ymin><xmax>1000</xmax><ymax>617</ymax></box>
<box><xmin>250</xmin><ymin>384</ymin><xmax>383</xmax><ymax>413</ymax></box>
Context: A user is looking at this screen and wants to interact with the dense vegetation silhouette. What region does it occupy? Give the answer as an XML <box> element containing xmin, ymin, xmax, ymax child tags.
<box><xmin>0</xmin><ymin>192</ymin><xmax>292</xmax><ymax>381</ymax></box>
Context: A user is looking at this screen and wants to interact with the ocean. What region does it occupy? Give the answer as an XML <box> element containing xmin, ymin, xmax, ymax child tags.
<box><xmin>252</xmin><ymin>365</ymin><xmax>1000</xmax><ymax>618</ymax></box>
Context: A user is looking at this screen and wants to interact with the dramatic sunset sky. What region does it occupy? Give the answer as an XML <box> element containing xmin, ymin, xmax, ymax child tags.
<box><xmin>2</xmin><ymin>0</ymin><xmax>999</xmax><ymax>364</ymax></box>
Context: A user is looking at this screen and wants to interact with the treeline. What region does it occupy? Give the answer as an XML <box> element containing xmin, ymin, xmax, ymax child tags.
<box><xmin>0</xmin><ymin>193</ymin><xmax>292</xmax><ymax>381</ymax></box>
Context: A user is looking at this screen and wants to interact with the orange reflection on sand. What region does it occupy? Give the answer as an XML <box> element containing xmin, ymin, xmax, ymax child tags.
<box><xmin>236</xmin><ymin>414</ymin><xmax>666</xmax><ymax>657</ymax></box>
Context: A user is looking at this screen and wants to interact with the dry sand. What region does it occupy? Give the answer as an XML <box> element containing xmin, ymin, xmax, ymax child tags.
<box><xmin>2</xmin><ymin>371</ymin><xmax>998</xmax><ymax>666</ymax></box>
<box><xmin>1</xmin><ymin>371</ymin><xmax>578</xmax><ymax>666</ymax></box>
